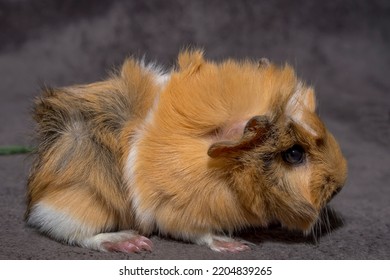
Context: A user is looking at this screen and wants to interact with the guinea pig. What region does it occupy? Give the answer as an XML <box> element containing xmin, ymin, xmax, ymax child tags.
<box><xmin>26</xmin><ymin>49</ymin><xmax>347</xmax><ymax>253</ymax></box>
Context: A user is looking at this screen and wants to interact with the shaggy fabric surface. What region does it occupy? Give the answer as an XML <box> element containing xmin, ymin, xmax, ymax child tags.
<box><xmin>0</xmin><ymin>0</ymin><xmax>389</xmax><ymax>259</ymax></box>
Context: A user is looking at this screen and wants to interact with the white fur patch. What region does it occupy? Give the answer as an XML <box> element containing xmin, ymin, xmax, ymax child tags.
<box><xmin>123</xmin><ymin>113</ymin><xmax>157</xmax><ymax>234</ymax></box>
<box><xmin>27</xmin><ymin>202</ymin><xmax>142</xmax><ymax>251</ymax></box>
<box><xmin>124</xmin><ymin>132</ymin><xmax>141</xmax><ymax>191</ymax></box>
<box><xmin>286</xmin><ymin>82</ymin><xmax>318</xmax><ymax>137</ymax></box>
<box><xmin>140</xmin><ymin>59</ymin><xmax>170</xmax><ymax>126</ymax></box>
<box><xmin>124</xmin><ymin>127</ymin><xmax>157</xmax><ymax>233</ymax></box>
<box><xmin>26</xmin><ymin>202</ymin><xmax>96</xmax><ymax>244</ymax></box>
<box><xmin>122</xmin><ymin>60</ymin><xmax>168</xmax><ymax>234</ymax></box>
<box><xmin>140</xmin><ymin>59</ymin><xmax>171</xmax><ymax>87</ymax></box>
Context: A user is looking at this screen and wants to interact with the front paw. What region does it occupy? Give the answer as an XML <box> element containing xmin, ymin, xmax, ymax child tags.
<box><xmin>102</xmin><ymin>235</ymin><xmax>153</xmax><ymax>253</ymax></box>
<box><xmin>198</xmin><ymin>234</ymin><xmax>251</xmax><ymax>253</ymax></box>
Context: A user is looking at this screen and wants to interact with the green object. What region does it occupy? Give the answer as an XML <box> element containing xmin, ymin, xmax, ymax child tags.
<box><xmin>0</xmin><ymin>146</ymin><xmax>33</xmax><ymax>155</ymax></box>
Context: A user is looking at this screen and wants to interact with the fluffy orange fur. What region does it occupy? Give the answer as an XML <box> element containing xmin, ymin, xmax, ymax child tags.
<box><xmin>26</xmin><ymin>50</ymin><xmax>347</xmax><ymax>252</ymax></box>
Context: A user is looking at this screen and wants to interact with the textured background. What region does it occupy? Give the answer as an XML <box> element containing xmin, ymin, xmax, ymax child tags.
<box><xmin>0</xmin><ymin>0</ymin><xmax>389</xmax><ymax>259</ymax></box>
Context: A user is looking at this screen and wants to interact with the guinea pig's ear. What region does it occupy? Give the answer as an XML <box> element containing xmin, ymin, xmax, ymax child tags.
<box><xmin>177</xmin><ymin>49</ymin><xmax>205</xmax><ymax>74</ymax></box>
<box><xmin>208</xmin><ymin>116</ymin><xmax>272</xmax><ymax>158</ymax></box>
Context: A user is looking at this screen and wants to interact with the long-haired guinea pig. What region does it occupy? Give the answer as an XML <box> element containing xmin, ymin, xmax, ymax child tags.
<box><xmin>26</xmin><ymin>50</ymin><xmax>347</xmax><ymax>253</ymax></box>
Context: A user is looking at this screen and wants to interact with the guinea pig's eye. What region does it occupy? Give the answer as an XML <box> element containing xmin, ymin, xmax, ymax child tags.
<box><xmin>281</xmin><ymin>145</ymin><xmax>305</xmax><ymax>165</ymax></box>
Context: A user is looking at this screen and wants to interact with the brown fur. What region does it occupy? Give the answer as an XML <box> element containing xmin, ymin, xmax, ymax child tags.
<box><xmin>26</xmin><ymin>50</ymin><xmax>347</xmax><ymax>252</ymax></box>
